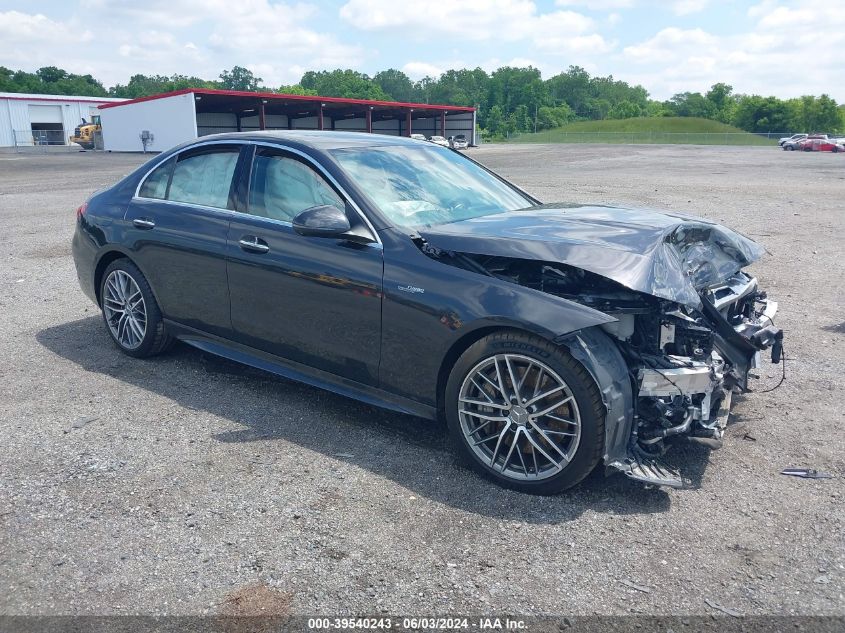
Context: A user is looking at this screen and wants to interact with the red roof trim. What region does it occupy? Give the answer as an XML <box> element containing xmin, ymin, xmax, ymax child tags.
<box><xmin>98</xmin><ymin>88</ymin><xmax>475</xmax><ymax>112</ymax></box>
<box><xmin>0</xmin><ymin>94</ymin><xmax>123</xmax><ymax>105</ymax></box>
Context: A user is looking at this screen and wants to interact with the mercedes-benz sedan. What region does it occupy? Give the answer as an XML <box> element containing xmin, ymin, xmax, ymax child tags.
<box><xmin>73</xmin><ymin>131</ymin><xmax>783</xmax><ymax>493</ymax></box>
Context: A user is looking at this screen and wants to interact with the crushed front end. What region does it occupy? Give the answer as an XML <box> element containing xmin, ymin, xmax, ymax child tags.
<box><xmin>599</xmin><ymin>270</ymin><xmax>782</xmax><ymax>488</ymax></box>
<box><xmin>417</xmin><ymin>206</ymin><xmax>784</xmax><ymax>489</ymax></box>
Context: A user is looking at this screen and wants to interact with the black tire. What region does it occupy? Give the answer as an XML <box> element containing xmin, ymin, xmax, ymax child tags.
<box><xmin>99</xmin><ymin>258</ymin><xmax>172</xmax><ymax>358</ymax></box>
<box><xmin>445</xmin><ymin>331</ymin><xmax>604</xmax><ymax>495</ymax></box>
<box><xmin>832</xmin><ymin>146</ymin><xmax>839</xmax><ymax>153</ymax></box>
<box><xmin>786</xmin><ymin>145</ymin><xmax>794</xmax><ymax>151</ymax></box>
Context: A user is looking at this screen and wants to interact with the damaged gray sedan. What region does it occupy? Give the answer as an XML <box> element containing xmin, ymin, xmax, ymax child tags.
<box><xmin>74</xmin><ymin>132</ymin><xmax>782</xmax><ymax>494</ymax></box>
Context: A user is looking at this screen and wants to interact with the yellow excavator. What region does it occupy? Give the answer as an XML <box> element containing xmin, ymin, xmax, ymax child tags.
<box><xmin>70</xmin><ymin>115</ymin><xmax>101</xmax><ymax>149</ymax></box>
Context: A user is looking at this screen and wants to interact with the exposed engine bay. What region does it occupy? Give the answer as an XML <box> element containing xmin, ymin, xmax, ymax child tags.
<box><xmin>417</xmin><ymin>239</ymin><xmax>783</xmax><ymax>488</ymax></box>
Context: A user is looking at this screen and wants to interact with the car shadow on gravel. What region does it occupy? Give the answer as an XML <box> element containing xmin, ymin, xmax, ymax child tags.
<box><xmin>37</xmin><ymin>317</ymin><xmax>683</xmax><ymax>523</ymax></box>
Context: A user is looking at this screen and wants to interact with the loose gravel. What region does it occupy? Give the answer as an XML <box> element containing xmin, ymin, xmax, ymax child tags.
<box><xmin>0</xmin><ymin>144</ymin><xmax>842</xmax><ymax>616</ymax></box>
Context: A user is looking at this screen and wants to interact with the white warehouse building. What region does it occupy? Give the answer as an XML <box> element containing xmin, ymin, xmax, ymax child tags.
<box><xmin>98</xmin><ymin>88</ymin><xmax>477</xmax><ymax>152</ymax></box>
<box><xmin>0</xmin><ymin>92</ymin><xmax>126</xmax><ymax>148</ymax></box>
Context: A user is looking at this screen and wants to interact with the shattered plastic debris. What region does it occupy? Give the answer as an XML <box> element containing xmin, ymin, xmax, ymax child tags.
<box><xmin>781</xmin><ymin>468</ymin><xmax>834</xmax><ymax>479</ymax></box>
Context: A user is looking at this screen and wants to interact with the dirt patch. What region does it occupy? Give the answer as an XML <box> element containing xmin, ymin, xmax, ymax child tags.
<box><xmin>219</xmin><ymin>582</ymin><xmax>294</xmax><ymax>616</ymax></box>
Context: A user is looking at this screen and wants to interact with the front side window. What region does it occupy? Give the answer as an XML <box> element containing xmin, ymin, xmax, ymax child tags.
<box><xmin>330</xmin><ymin>143</ymin><xmax>533</xmax><ymax>229</ymax></box>
<box><xmin>167</xmin><ymin>148</ymin><xmax>239</xmax><ymax>209</ymax></box>
<box><xmin>248</xmin><ymin>151</ymin><xmax>344</xmax><ymax>223</ymax></box>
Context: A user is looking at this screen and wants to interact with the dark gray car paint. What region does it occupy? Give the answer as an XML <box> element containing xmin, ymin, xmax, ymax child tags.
<box><xmin>419</xmin><ymin>203</ymin><xmax>765</xmax><ymax>308</ymax></box>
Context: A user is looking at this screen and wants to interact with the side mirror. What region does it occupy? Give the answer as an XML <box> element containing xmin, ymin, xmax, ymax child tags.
<box><xmin>292</xmin><ymin>205</ymin><xmax>351</xmax><ymax>238</ymax></box>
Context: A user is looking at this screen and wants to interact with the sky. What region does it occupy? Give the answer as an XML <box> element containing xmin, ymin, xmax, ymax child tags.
<box><xmin>1</xmin><ymin>0</ymin><xmax>843</xmax><ymax>101</ymax></box>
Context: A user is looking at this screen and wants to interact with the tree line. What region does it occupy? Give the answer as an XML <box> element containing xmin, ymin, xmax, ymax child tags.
<box><xmin>2</xmin><ymin>64</ymin><xmax>842</xmax><ymax>135</ymax></box>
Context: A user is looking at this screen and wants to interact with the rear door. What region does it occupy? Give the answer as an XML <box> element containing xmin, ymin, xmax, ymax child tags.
<box><xmin>226</xmin><ymin>145</ymin><xmax>383</xmax><ymax>385</ymax></box>
<box><xmin>125</xmin><ymin>143</ymin><xmax>246</xmax><ymax>337</ymax></box>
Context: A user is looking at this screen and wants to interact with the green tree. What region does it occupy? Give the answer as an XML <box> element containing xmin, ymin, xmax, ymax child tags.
<box><xmin>219</xmin><ymin>66</ymin><xmax>262</xmax><ymax>91</ymax></box>
<box><xmin>536</xmin><ymin>104</ymin><xmax>574</xmax><ymax>130</ymax></box>
<box><xmin>428</xmin><ymin>68</ymin><xmax>490</xmax><ymax>108</ymax></box>
<box><xmin>667</xmin><ymin>92</ymin><xmax>718</xmax><ymax>118</ymax></box>
<box><xmin>488</xmin><ymin>66</ymin><xmax>548</xmax><ymax>132</ymax></box>
<box><xmin>372</xmin><ymin>69</ymin><xmax>415</xmax><ymax>102</ymax></box>
<box><xmin>608</xmin><ymin>100</ymin><xmax>643</xmax><ymax>119</ymax></box>
<box><xmin>299</xmin><ymin>69</ymin><xmax>389</xmax><ymax>100</ymax></box>
<box><xmin>705</xmin><ymin>82</ymin><xmax>736</xmax><ymax>122</ymax></box>
<box><xmin>276</xmin><ymin>84</ymin><xmax>317</xmax><ymax>96</ymax></box>
<box><xmin>110</xmin><ymin>73</ymin><xmax>218</xmax><ymax>97</ymax></box>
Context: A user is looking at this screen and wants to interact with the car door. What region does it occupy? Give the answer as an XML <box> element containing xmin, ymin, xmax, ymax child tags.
<box><xmin>124</xmin><ymin>143</ymin><xmax>246</xmax><ymax>338</ymax></box>
<box><xmin>226</xmin><ymin>145</ymin><xmax>383</xmax><ymax>385</ymax></box>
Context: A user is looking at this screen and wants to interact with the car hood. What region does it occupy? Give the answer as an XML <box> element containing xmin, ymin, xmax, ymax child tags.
<box><xmin>418</xmin><ymin>204</ymin><xmax>765</xmax><ymax>308</ymax></box>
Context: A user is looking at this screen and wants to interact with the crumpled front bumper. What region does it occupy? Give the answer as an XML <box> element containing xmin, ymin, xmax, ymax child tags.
<box><xmin>610</xmin><ymin>287</ymin><xmax>783</xmax><ymax>489</ymax></box>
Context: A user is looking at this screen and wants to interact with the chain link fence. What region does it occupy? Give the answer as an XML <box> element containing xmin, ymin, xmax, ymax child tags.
<box><xmin>12</xmin><ymin>129</ymin><xmax>78</xmax><ymax>153</ymax></box>
<box><xmin>494</xmin><ymin>131</ymin><xmax>796</xmax><ymax>146</ymax></box>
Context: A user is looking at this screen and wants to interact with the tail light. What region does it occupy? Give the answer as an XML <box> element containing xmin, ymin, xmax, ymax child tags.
<box><xmin>76</xmin><ymin>202</ymin><xmax>88</xmax><ymax>220</ymax></box>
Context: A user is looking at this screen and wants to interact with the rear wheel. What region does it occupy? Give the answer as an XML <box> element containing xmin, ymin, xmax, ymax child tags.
<box><xmin>445</xmin><ymin>332</ymin><xmax>604</xmax><ymax>494</ymax></box>
<box><xmin>100</xmin><ymin>259</ymin><xmax>171</xmax><ymax>358</ymax></box>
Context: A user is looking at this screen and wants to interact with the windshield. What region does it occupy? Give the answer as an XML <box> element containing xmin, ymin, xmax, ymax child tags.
<box><xmin>330</xmin><ymin>144</ymin><xmax>534</xmax><ymax>228</ymax></box>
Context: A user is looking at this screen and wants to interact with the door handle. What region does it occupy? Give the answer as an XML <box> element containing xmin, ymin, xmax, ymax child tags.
<box><xmin>133</xmin><ymin>218</ymin><xmax>155</xmax><ymax>230</ymax></box>
<box><xmin>238</xmin><ymin>236</ymin><xmax>270</xmax><ymax>254</ymax></box>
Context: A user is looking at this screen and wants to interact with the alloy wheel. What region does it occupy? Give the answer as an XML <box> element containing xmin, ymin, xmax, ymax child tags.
<box><xmin>458</xmin><ymin>354</ymin><xmax>582</xmax><ymax>481</ymax></box>
<box><xmin>102</xmin><ymin>270</ymin><xmax>147</xmax><ymax>350</ymax></box>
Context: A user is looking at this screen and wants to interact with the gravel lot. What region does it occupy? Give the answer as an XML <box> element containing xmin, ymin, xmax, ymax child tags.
<box><xmin>1</xmin><ymin>144</ymin><xmax>843</xmax><ymax>617</ymax></box>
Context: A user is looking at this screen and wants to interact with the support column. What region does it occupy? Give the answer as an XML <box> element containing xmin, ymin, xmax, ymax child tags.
<box><xmin>258</xmin><ymin>103</ymin><xmax>266</xmax><ymax>130</ymax></box>
<box><xmin>366</xmin><ymin>107</ymin><xmax>372</xmax><ymax>134</ymax></box>
<box><xmin>317</xmin><ymin>104</ymin><xmax>324</xmax><ymax>130</ymax></box>
<box><xmin>406</xmin><ymin>109</ymin><xmax>412</xmax><ymax>137</ymax></box>
<box><xmin>440</xmin><ymin>111</ymin><xmax>446</xmax><ymax>137</ymax></box>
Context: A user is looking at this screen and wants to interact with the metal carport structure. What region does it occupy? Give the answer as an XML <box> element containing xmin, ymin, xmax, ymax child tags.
<box><xmin>98</xmin><ymin>88</ymin><xmax>476</xmax><ymax>153</ymax></box>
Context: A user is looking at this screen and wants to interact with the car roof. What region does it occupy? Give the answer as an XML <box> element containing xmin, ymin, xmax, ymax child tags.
<box><xmin>189</xmin><ymin>130</ymin><xmax>425</xmax><ymax>150</ymax></box>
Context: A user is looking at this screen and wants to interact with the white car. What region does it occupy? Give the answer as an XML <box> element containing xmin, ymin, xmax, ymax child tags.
<box><xmin>450</xmin><ymin>134</ymin><xmax>469</xmax><ymax>150</ymax></box>
<box><xmin>779</xmin><ymin>133</ymin><xmax>807</xmax><ymax>146</ymax></box>
<box><xmin>429</xmin><ymin>135</ymin><xmax>450</xmax><ymax>147</ymax></box>
<box><xmin>410</xmin><ymin>133</ymin><xmax>427</xmax><ymax>141</ymax></box>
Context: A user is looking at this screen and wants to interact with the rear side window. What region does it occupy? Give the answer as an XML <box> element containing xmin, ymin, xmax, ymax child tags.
<box><xmin>168</xmin><ymin>149</ymin><xmax>239</xmax><ymax>209</ymax></box>
<box><xmin>248</xmin><ymin>152</ymin><xmax>344</xmax><ymax>223</ymax></box>
<box><xmin>138</xmin><ymin>157</ymin><xmax>174</xmax><ymax>199</ymax></box>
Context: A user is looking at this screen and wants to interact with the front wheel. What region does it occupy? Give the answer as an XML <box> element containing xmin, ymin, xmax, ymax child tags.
<box><xmin>445</xmin><ymin>332</ymin><xmax>605</xmax><ymax>494</ymax></box>
<box><xmin>786</xmin><ymin>145</ymin><xmax>794</xmax><ymax>151</ymax></box>
<box><xmin>100</xmin><ymin>259</ymin><xmax>172</xmax><ymax>358</ymax></box>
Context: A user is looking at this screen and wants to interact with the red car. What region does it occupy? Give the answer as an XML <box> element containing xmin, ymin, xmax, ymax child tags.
<box><xmin>797</xmin><ymin>137</ymin><xmax>844</xmax><ymax>152</ymax></box>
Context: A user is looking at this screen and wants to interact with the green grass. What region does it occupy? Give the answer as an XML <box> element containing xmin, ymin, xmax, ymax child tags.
<box><xmin>501</xmin><ymin>117</ymin><xmax>778</xmax><ymax>145</ymax></box>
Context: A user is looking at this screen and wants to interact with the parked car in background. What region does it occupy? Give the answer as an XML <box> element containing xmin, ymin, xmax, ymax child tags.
<box><xmin>783</xmin><ymin>134</ymin><xmax>829</xmax><ymax>151</ymax></box>
<box><xmin>410</xmin><ymin>133</ymin><xmax>428</xmax><ymax>142</ymax></box>
<box><xmin>450</xmin><ymin>134</ymin><xmax>469</xmax><ymax>150</ymax></box>
<box><xmin>429</xmin><ymin>135</ymin><xmax>450</xmax><ymax>147</ymax></box>
<box><xmin>778</xmin><ymin>133</ymin><xmax>807</xmax><ymax>146</ymax></box>
<box><xmin>797</xmin><ymin>137</ymin><xmax>843</xmax><ymax>152</ymax></box>
<box><xmin>72</xmin><ymin>130</ymin><xmax>784</xmax><ymax>494</ymax></box>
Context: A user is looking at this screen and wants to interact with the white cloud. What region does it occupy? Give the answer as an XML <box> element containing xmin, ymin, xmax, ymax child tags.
<box><xmin>622</xmin><ymin>1</ymin><xmax>845</xmax><ymax>99</ymax></box>
<box><xmin>340</xmin><ymin>0</ymin><xmax>608</xmax><ymax>53</ymax></box>
<box><xmin>0</xmin><ymin>10</ymin><xmax>91</xmax><ymax>45</ymax></box>
<box><xmin>672</xmin><ymin>0</ymin><xmax>710</xmax><ymax>16</ymax></box>
<box><xmin>555</xmin><ymin>0</ymin><xmax>635</xmax><ymax>8</ymax></box>
<box><xmin>402</xmin><ymin>61</ymin><xmax>444</xmax><ymax>80</ymax></box>
<box><xmin>623</xmin><ymin>27</ymin><xmax>715</xmax><ymax>62</ymax></box>
<box><xmin>77</xmin><ymin>0</ymin><xmax>365</xmax><ymax>85</ymax></box>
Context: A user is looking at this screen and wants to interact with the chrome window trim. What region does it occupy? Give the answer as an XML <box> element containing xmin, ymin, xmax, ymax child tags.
<box><xmin>133</xmin><ymin>137</ymin><xmax>382</xmax><ymax>247</ymax></box>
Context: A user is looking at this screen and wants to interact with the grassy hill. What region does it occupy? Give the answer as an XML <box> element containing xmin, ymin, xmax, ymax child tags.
<box><xmin>503</xmin><ymin>117</ymin><xmax>776</xmax><ymax>145</ymax></box>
